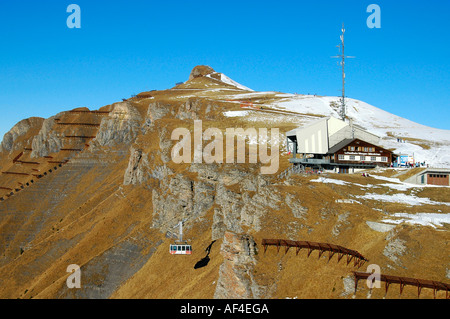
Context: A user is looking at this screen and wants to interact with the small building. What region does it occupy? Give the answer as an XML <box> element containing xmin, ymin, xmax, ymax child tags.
<box><xmin>404</xmin><ymin>168</ymin><xmax>450</xmax><ymax>186</ymax></box>
<box><xmin>286</xmin><ymin>116</ymin><xmax>397</xmax><ymax>173</ymax></box>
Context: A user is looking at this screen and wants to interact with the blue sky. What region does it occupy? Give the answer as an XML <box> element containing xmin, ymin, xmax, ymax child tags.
<box><xmin>0</xmin><ymin>0</ymin><xmax>449</xmax><ymax>139</ymax></box>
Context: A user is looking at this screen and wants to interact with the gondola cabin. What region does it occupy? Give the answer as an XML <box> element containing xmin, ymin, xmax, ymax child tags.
<box><xmin>170</xmin><ymin>244</ymin><xmax>192</xmax><ymax>255</ymax></box>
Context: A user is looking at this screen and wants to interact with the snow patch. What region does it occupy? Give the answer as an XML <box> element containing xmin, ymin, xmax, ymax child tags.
<box><xmin>381</xmin><ymin>212</ymin><xmax>450</xmax><ymax>229</ymax></box>
<box><xmin>311</xmin><ymin>177</ymin><xmax>348</xmax><ymax>185</ymax></box>
<box><xmin>354</xmin><ymin>193</ymin><xmax>450</xmax><ymax>206</ymax></box>
<box><xmin>366</xmin><ymin>221</ymin><xmax>397</xmax><ymax>232</ymax></box>
<box><xmin>223</xmin><ymin>111</ymin><xmax>249</xmax><ymax>117</ymax></box>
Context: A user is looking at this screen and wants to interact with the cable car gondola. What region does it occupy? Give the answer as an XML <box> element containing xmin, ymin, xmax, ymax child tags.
<box><xmin>169</xmin><ymin>220</ymin><xmax>192</xmax><ymax>255</ymax></box>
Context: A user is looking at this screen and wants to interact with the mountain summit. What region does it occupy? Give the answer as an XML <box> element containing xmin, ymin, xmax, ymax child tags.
<box><xmin>188</xmin><ymin>65</ymin><xmax>216</xmax><ymax>80</ymax></box>
<box><xmin>182</xmin><ymin>65</ymin><xmax>253</xmax><ymax>91</ymax></box>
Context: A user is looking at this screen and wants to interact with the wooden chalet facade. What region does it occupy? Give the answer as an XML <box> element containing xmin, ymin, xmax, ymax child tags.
<box><xmin>328</xmin><ymin>138</ymin><xmax>395</xmax><ymax>167</ymax></box>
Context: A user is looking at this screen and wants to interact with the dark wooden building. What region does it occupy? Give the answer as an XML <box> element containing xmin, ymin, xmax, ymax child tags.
<box><xmin>328</xmin><ymin>138</ymin><xmax>395</xmax><ymax>167</ymax></box>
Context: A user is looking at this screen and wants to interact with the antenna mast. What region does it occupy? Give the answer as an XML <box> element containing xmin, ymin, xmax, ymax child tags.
<box><xmin>332</xmin><ymin>23</ymin><xmax>355</xmax><ymax>121</ymax></box>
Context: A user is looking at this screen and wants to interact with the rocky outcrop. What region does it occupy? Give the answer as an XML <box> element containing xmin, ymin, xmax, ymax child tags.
<box><xmin>214</xmin><ymin>231</ymin><xmax>260</xmax><ymax>299</ymax></box>
<box><xmin>94</xmin><ymin>102</ymin><xmax>142</xmax><ymax>147</ymax></box>
<box><xmin>383</xmin><ymin>230</ymin><xmax>407</xmax><ymax>269</ymax></box>
<box><xmin>188</xmin><ymin>65</ymin><xmax>216</xmax><ymax>81</ymax></box>
<box><xmin>176</xmin><ymin>98</ymin><xmax>200</xmax><ymax>120</ymax></box>
<box><xmin>212</xmin><ymin>172</ymin><xmax>284</xmax><ymax>240</ymax></box>
<box><xmin>31</xmin><ymin>115</ymin><xmax>63</xmax><ymax>158</ymax></box>
<box><xmin>151</xmin><ymin>172</ymin><xmax>215</xmax><ymax>233</ymax></box>
<box><xmin>146</xmin><ymin>102</ymin><xmax>171</xmax><ymax>126</ymax></box>
<box><xmin>123</xmin><ymin>147</ymin><xmax>149</xmax><ymax>185</ymax></box>
<box><xmin>0</xmin><ymin>117</ymin><xmax>44</xmax><ymax>153</ymax></box>
<box><xmin>285</xmin><ymin>193</ymin><xmax>308</xmax><ymax>219</ymax></box>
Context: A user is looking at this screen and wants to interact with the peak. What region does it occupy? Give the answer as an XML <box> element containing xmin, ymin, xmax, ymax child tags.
<box><xmin>185</xmin><ymin>65</ymin><xmax>253</xmax><ymax>91</ymax></box>
<box><xmin>188</xmin><ymin>65</ymin><xmax>216</xmax><ymax>81</ymax></box>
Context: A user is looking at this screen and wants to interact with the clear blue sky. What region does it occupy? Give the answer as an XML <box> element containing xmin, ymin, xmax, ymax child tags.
<box><xmin>0</xmin><ymin>0</ymin><xmax>449</xmax><ymax>139</ymax></box>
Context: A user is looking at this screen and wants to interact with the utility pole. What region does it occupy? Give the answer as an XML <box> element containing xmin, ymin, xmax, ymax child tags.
<box><xmin>332</xmin><ymin>23</ymin><xmax>355</xmax><ymax>121</ymax></box>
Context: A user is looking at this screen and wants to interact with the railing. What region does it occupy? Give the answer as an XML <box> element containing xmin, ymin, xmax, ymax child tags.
<box><xmin>57</xmin><ymin>123</ymin><xmax>100</xmax><ymax>127</ymax></box>
<box><xmin>353</xmin><ymin>271</ymin><xmax>450</xmax><ymax>299</ymax></box>
<box><xmin>261</xmin><ymin>239</ymin><xmax>368</xmax><ymax>268</ymax></box>
<box><xmin>289</xmin><ymin>158</ymin><xmax>331</xmax><ymax>164</ymax></box>
<box><xmin>278</xmin><ymin>164</ymin><xmax>304</xmax><ymax>179</ymax></box>
<box><xmin>68</xmin><ymin>110</ymin><xmax>110</xmax><ymax>114</ymax></box>
<box><xmin>302</xmin><ymin>158</ymin><xmax>330</xmax><ymax>164</ymax></box>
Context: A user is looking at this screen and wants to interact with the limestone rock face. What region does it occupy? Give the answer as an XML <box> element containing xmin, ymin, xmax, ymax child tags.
<box><xmin>94</xmin><ymin>102</ymin><xmax>142</xmax><ymax>147</ymax></box>
<box><xmin>123</xmin><ymin>147</ymin><xmax>149</xmax><ymax>185</ymax></box>
<box><xmin>214</xmin><ymin>231</ymin><xmax>259</xmax><ymax>299</ymax></box>
<box><xmin>151</xmin><ymin>172</ymin><xmax>215</xmax><ymax>233</ymax></box>
<box><xmin>145</xmin><ymin>102</ymin><xmax>171</xmax><ymax>130</ymax></box>
<box><xmin>176</xmin><ymin>98</ymin><xmax>200</xmax><ymax>120</ymax></box>
<box><xmin>31</xmin><ymin>115</ymin><xmax>63</xmax><ymax>158</ymax></box>
<box><xmin>0</xmin><ymin>117</ymin><xmax>44</xmax><ymax>153</ymax></box>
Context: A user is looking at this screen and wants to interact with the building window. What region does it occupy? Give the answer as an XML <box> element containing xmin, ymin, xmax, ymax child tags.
<box><xmin>381</xmin><ymin>157</ymin><xmax>388</xmax><ymax>162</ymax></box>
<box><xmin>338</xmin><ymin>154</ymin><xmax>344</xmax><ymax>160</ymax></box>
<box><xmin>370</xmin><ymin>147</ymin><xmax>375</xmax><ymax>152</ymax></box>
<box><xmin>370</xmin><ymin>156</ymin><xmax>376</xmax><ymax>161</ymax></box>
<box><xmin>360</xmin><ymin>156</ymin><xmax>366</xmax><ymax>161</ymax></box>
<box><xmin>364</xmin><ymin>147</ymin><xmax>369</xmax><ymax>152</ymax></box>
<box><xmin>350</xmin><ymin>146</ymin><xmax>355</xmax><ymax>151</ymax></box>
<box><xmin>349</xmin><ymin>155</ymin><xmax>355</xmax><ymax>160</ymax></box>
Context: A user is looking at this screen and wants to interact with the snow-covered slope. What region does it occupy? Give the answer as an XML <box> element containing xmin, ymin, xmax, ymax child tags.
<box><xmin>203</xmin><ymin>72</ymin><xmax>254</xmax><ymax>91</ymax></box>
<box><xmin>220</xmin><ymin>91</ymin><xmax>450</xmax><ymax>167</ymax></box>
<box><xmin>219</xmin><ymin>73</ymin><xmax>254</xmax><ymax>91</ymax></box>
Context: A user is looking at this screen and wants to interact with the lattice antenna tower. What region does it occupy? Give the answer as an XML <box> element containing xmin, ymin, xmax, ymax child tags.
<box><xmin>332</xmin><ymin>23</ymin><xmax>355</xmax><ymax>121</ymax></box>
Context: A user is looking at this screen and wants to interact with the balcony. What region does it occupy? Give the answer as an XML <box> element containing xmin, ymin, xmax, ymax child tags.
<box><xmin>289</xmin><ymin>158</ymin><xmax>331</xmax><ymax>165</ymax></box>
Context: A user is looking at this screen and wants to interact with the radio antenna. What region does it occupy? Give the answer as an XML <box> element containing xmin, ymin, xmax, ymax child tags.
<box><xmin>332</xmin><ymin>23</ymin><xmax>355</xmax><ymax>121</ymax></box>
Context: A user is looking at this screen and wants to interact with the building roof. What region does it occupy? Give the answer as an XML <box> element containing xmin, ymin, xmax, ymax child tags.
<box><xmin>327</xmin><ymin>138</ymin><xmax>355</xmax><ymax>154</ymax></box>
<box><xmin>286</xmin><ymin>117</ymin><xmax>329</xmax><ymax>138</ymax></box>
<box><xmin>326</xmin><ymin>138</ymin><xmax>397</xmax><ymax>156</ymax></box>
<box><xmin>416</xmin><ymin>168</ymin><xmax>450</xmax><ymax>175</ymax></box>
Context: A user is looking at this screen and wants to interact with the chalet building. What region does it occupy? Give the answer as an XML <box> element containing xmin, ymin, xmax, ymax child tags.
<box><xmin>286</xmin><ymin>116</ymin><xmax>397</xmax><ymax>173</ymax></box>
